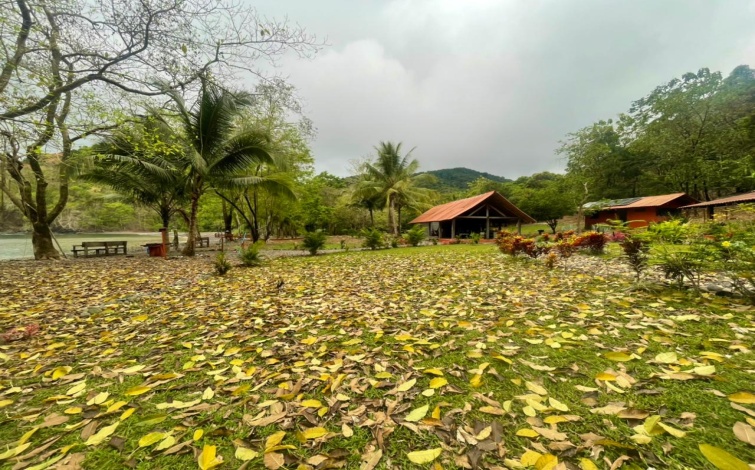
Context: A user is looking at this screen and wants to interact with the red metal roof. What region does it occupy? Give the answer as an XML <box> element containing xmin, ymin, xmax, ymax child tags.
<box><xmin>680</xmin><ymin>191</ymin><xmax>755</xmax><ymax>208</ymax></box>
<box><xmin>611</xmin><ymin>193</ymin><xmax>697</xmax><ymax>209</ymax></box>
<box><xmin>410</xmin><ymin>191</ymin><xmax>536</xmax><ymax>224</ymax></box>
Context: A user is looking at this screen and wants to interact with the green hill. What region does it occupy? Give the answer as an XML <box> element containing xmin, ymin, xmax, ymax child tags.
<box><xmin>420</xmin><ymin>167</ymin><xmax>510</xmax><ymax>193</ymax></box>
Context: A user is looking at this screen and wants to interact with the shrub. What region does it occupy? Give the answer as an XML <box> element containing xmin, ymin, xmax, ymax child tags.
<box><xmin>213</xmin><ymin>252</ymin><xmax>232</xmax><ymax>276</ymax></box>
<box><xmin>656</xmin><ymin>244</ymin><xmax>710</xmax><ymax>290</ymax></box>
<box><xmin>544</xmin><ymin>251</ymin><xmax>558</xmax><ymax>270</ymax></box>
<box><xmin>540</xmin><ymin>233</ymin><xmax>550</xmax><ymax>242</ymax></box>
<box><xmin>431</xmin><ymin>238</ymin><xmax>438</xmax><ymax>245</ymax></box>
<box><xmin>620</xmin><ymin>235</ymin><xmax>650</xmax><ymax>282</ymax></box>
<box><xmin>238</xmin><ymin>242</ymin><xmax>263</xmax><ymax>267</ymax></box>
<box><xmin>362</xmin><ymin>228</ymin><xmax>385</xmax><ymax>250</ymax></box>
<box><xmin>405</xmin><ymin>225</ymin><xmax>426</xmax><ymax>247</ymax></box>
<box><xmin>496</xmin><ymin>234</ymin><xmax>547</xmax><ymax>258</ymax></box>
<box><xmin>572</xmin><ymin>231</ymin><xmax>608</xmax><ymax>254</ymax></box>
<box><xmin>340</xmin><ymin>239</ymin><xmax>347</xmax><ymax>250</ymax></box>
<box><xmin>390</xmin><ymin>237</ymin><xmax>400</xmax><ymax>248</ymax></box>
<box><xmin>647</xmin><ymin>219</ymin><xmax>689</xmax><ymax>244</ymax></box>
<box><xmin>471</xmin><ymin>232</ymin><xmax>481</xmax><ymax>244</ymax></box>
<box><xmin>711</xmin><ymin>239</ymin><xmax>755</xmax><ymax>302</ymax></box>
<box><xmin>302</xmin><ymin>230</ymin><xmax>327</xmax><ymax>255</ymax></box>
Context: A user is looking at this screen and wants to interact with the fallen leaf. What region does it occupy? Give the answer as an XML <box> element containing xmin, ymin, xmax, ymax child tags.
<box><xmin>406</xmin><ymin>448</ymin><xmax>442</xmax><ymax>464</ymax></box>
<box><xmin>699</xmin><ymin>443</ymin><xmax>749</xmax><ymax>470</ymax></box>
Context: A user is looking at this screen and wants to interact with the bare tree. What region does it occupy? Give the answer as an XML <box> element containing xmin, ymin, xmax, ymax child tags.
<box><xmin>0</xmin><ymin>0</ymin><xmax>319</xmax><ymax>258</ymax></box>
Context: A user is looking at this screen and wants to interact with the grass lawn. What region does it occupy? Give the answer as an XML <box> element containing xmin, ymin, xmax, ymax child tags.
<box><xmin>0</xmin><ymin>245</ymin><xmax>753</xmax><ymax>469</ymax></box>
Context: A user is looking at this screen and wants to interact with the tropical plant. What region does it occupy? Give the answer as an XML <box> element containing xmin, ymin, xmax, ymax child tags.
<box><xmin>166</xmin><ymin>78</ymin><xmax>280</xmax><ymax>256</ymax></box>
<box><xmin>471</xmin><ymin>232</ymin><xmax>482</xmax><ymax>244</ymax></box>
<box><xmin>358</xmin><ymin>142</ymin><xmax>435</xmax><ymax>235</ymax></box>
<box><xmin>405</xmin><ymin>225</ymin><xmax>426</xmax><ymax>247</ymax></box>
<box><xmin>620</xmin><ymin>235</ymin><xmax>651</xmax><ymax>282</ymax></box>
<box><xmin>87</xmin><ymin>118</ymin><xmax>187</xmax><ymax>229</ymax></box>
<box><xmin>213</xmin><ymin>252</ymin><xmax>232</xmax><ymax>276</ymax></box>
<box><xmin>362</xmin><ymin>228</ymin><xmax>385</xmax><ymax>250</ymax></box>
<box><xmin>302</xmin><ymin>230</ymin><xmax>327</xmax><ymax>255</ymax></box>
<box><xmin>239</xmin><ymin>242</ymin><xmax>263</xmax><ymax>267</ymax></box>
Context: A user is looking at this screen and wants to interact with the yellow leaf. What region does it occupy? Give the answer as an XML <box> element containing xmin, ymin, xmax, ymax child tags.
<box><xmin>657</xmin><ymin>422</ymin><xmax>686</xmax><ymax>438</ymax></box>
<box><xmin>123</xmin><ymin>364</ymin><xmax>146</xmax><ymax>374</ymax></box>
<box><xmin>88</xmin><ymin>392</ymin><xmax>109</xmax><ymax>406</ymax></box>
<box><xmin>52</xmin><ymin>366</ymin><xmax>72</xmax><ymax>380</ymax></box>
<box><xmin>406</xmin><ymin>448</ymin><xmax>442</xmax><ymax>464</ymax></box>
<box><xmin>516</xmin><ymin>428</ymin><xmax>539</xmax><ymax>438</ymax></box>
<box><xmin>520</xmin><ymin>450</ymin><xmax>542</xmax><ymax>466</ymax></box>
<box><xmin>655</xmin><ymin>352</ymin><xmax>678</xmax><ymax>363</ymax></box>
<box><xmin>202</xmin><ymin>387</ymin><xmax>214</xmax><ymax>400</ymax></box>
<box><xmin>693</xmin><ymin>365</ymin><xmax>716</xmax><ymax>376</ymax></box>
<box><xmin>475</xmin><ymin>426</ymin><xmax>492</xmax><ymax>440</ymax></box>
<box><xmin>699</xmin><ymin>444</ymin><xmax>749</xmax><ymax>470</ymax></box>
<box><xmin>85</xmin><ymin>421</ymin><xmax>119</xmax><ymax>446</ymax></box>
<box><xmin>265</xmin><ymin>431</ymin><xmax>286</xmax><ymax>451</ymax></box>
<box><xmin>424</xmin><ymin>368</ymin><xmax>444</xmax><ymax>376</ymax></box>
<box><xmin>0</xmin><ymin>442</ymin><xmax>31</xmax><ymax>460</ymax></box>
<box><xmin>301</xmin><ymin>337</ymin><xmax>318</xmax><ymax>345</ymax></box>
<box><xmin>198</xmin><ymin>444</ymin><xmax>223</xmax><ymax>470</ymax></box>
<box><xmin>342</xmin><ymin>423</ymin><xmax>353</xmax><ymax>437</ymax></box>
<box><xmin>470</xmin><ymin>374</ymin><xmax>482</xmax><ymax>388</ymax></box>
<box><xmin>579</xmin><ymin>458</ymin><xmax>599</xmax><ymax>470</ymax></box>
<box><xmin>16</xmin><ymin>427</ymin><xmax>38</xmax><ymax>445</ymax></box>
<box><xmin>120</xmin><ymin>408</ymin><xmax>136</xmax><ymax>421</ymax></box>
<box><xmin>155</xmin><ymin>435</ymin><xmax>176</xmax><ymax>451</ymax></box>
<box><xmin>66</xmin><ymin>382</ymin><xmax>86</xmax><ymax>396</ymax></box>
<box><xmin>64</xmin><ymin>407</ymin><xmax>82</xmax><ymax>415</ymax></box>
<box><xmin>479</xmin><ymin>406</ymin><xmax>505</xmax><ymax>415</ymax></box>
<box><xmin>405</xmin><ymin>405</ymin><xmax>429</xmax><ymax>422</ymax></box>
<box><xmin>548</xmin><ymin>397</ymin><xmax>569</xmax><ymax>412</ymax></box>
<box><xmin>0</xmin><ymin>399</ymin><xmax>13</xmax><ymax>408</ymax></box>
<box><xmin>124</xmin><ymin>385</ymin><xmax>152</xmax><ymax>396</ymax></box>
<box><xmin>429</xmin><ymin>377</ymin><xmax>448</xmax><ymax>389</ymax></box>
<box><xmin>595</xmin><ymin>372</ymin><xmax>617</xmax><ymax>381</ymax></box>
<box><xmin>235</xmin><ymin>447</ymin><xmax>259</xmax><ymax>461</ymax></box>
<box><xmin>105</xmin><ymin>401</ymin><xmax>127</xmax><ymax>413</ymax></box>
<box><xmin>535</xmin><ymin>454</ymin><xmax>558</xmax><ymax>470</ymax></box>
<box><xmin>139</xmin><ymin>432</ymin><xmax>166</xmax><ymax>447</ymax></box>
<box><xmin>729</xmin><ymin>392</ymin><xmax>755</xmax><ymax>404</ymax></box>
<box><xmin>301</xmin><ymin>427</ymin><xmax>328</xmax><ymax>440</ymax></box>
<box><xmin>301</xmin><ymin>399</ymin><xmax>322</xmax><ymax>408</ymax></box>
<box><xmin>525</xmin><ymin>381</ymin><xmax>548</xmax><ymax>396</ymax></box>
<box><xmin>194</xmin><ymin>429</ymin><xmax>204</xmax><ymax>441</ymax></box>
<box><xmin>604</xmin><ymin>351</ymin><xmax>633</xmax><ymax>362</ymax></box>
<box><xmin>397</xmin><ymin>378</ymin><xmax>416</xmax><ymax>392</ymax></box>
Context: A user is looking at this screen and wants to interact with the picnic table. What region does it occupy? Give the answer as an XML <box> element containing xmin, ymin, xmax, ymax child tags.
<box><xmin>72</xmin><ymin>241</ymin><xmax>127</xmax><ymax>258</ymax></box>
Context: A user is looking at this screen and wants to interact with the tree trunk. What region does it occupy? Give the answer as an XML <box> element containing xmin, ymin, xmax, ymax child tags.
<box><xmin>32</xmin><ymin>221</ymin><xmax>60</xmax><ymax>259</ymax></box>
<box><xmin>547</xmin><ymin>219</ymin><xmax>558</xmax><ymax>234</ymax></box>
<box><xmin>183</xmin><ymin>195</ymin><xmax>199</xmax><ymax>256</ymax></box>
<box><xmin>397</xmin><ymin>205</ymin><xmax>402</xmax><ymax>235</ymax></box>
<box><xmin>388</xmin><ymin>196</ymin><xmax>398</xmax><ymax>236</ymax></box>
<box><xmin>222</xmin><ymin>199</ymin><xmax>233</xmax><ymax>233</ymax></box>
<box><xmin>369</xmin><ymin>208</ymin><xmax>374</xmax><ymax>227</ymax></box>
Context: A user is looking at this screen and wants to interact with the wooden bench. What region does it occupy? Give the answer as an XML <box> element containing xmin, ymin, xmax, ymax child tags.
<box><xmin>198</xmin><ymin>237</ymin><xmax>210</xmax><ymax>248</ymax></box>
<box><xmin>72</xmin><ymin>241</ymin><xmax>127</xmax><ymax>258</ymax></box>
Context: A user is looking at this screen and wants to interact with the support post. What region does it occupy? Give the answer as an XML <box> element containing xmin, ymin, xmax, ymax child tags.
<box><xmin>516</xmin><ymin>219</ymin><xmax>522</xmax><ymax>235</ymax></box>
<box><xmin>451</xmin><ymin>219</ymin><xmax>456</xmax><ymax>238</ymax></box>
<box><xmin>485</xmin><ymin>205</ymin><xmax>490</xmax><ymax>239</ymax></box>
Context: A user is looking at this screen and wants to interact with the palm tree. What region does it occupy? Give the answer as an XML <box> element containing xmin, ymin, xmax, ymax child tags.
<box><xmin>86</xmin><ymin>118</ymin><xmax>187</xmax><ymax>229</ymax></box>
<box><xmin>360</xmin><ymin>142</ymin><xmax>435</xmax><ymax>235</ymax></box>
<box><xmin>167</xmin><ymin>79</ymin><xmax>279</xmax><ymax>256</ymax></box>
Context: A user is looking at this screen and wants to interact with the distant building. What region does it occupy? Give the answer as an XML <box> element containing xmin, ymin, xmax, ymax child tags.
<box><xmin>410</xmin><ymin>191</ymin><xmax>535</xmax><ymax>239</ymax></box>
<box><xmin>680</xmin><ymin>191</ymin><xmax>755</xmax><ymax>220</ymax></box>
<box><xmin>583</xmin><ymin>193</ymin><xmax>698</xmax><ymax>230</ymax></box>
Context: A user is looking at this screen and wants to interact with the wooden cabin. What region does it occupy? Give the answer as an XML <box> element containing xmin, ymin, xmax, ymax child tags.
<box><xmin>583</xmin><ymin>193</ymin><xmax>698</xmax><ymax>229</ymax></box>
<box><xmin>410</xmin><ymin>191</ymin><xmax>536</xmax><ymax>239</ymax></box>
<box><xmin>680</xmin><ymin>191</ymin><xmax>755</xmax><ymax>220</ymax></box>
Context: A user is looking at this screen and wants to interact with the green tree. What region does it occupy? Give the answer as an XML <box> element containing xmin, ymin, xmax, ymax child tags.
<box><xmin>359</xmin><ymin>142</ymin><xmax>435</xmax><ymax>236</ymax></box>
<box><xmin>506</xmin><ymin>173</ymin><xmax>575</xmax><ymax>233</ymax></box>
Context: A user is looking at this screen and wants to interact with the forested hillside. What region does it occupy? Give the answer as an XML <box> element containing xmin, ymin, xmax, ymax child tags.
<box><xmin>420</xmin><ymin>167</ymin><xmax>510</xmax><ymax>193</ymax></box>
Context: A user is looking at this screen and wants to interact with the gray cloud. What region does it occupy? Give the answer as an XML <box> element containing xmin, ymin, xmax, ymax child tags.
<box><xmin>250</xmin><ymin>0</ymin><xmax>755</xmax><ymax>178</ymax></box>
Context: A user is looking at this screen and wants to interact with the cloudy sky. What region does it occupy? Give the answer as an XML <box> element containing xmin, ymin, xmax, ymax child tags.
<box><xmin>251</xmin><ymin>0</ymin><xmax>755</xmax><ymax>179</ymax></box>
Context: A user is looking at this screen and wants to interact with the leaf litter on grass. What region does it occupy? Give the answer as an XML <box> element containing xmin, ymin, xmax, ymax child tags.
<box><xmin>0</xmin><ymin>247</ymin><xmax>753</xmax><ymax>469</ymax></box>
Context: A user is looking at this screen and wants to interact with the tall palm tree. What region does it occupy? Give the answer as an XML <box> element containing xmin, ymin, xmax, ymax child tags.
<box><xmin>86</xmin><ymin>118</ymin><xmax>187</xmax><ymax>229</ymax></box>
<box><xmin>360</xmin><ymin>142</ymin><xmax>435</xmax><ymax>235</ymax></box>
<box><xmin>167</xmin><ymin>79</ymin><xmax>280</xmax><ymax>256</ymax></box>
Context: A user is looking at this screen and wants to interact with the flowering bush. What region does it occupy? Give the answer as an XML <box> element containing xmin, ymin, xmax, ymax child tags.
<box><xmin>496</xmin><ymin>234</ymin><xmax>547</xmax><ymax>258</ymax></box>
<box><xmin>572</xmin><ymin>231</ymin><xmax>608</xmax><ymax>254</ymax></box>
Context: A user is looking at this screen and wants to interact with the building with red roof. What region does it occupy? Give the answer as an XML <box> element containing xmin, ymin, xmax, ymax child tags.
<box><xmin>583</xmin><ymin>193</ymin><xmax>698</xmax><ymax>229</ymax></box>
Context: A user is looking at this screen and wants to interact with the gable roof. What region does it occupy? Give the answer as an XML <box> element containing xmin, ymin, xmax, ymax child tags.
<box><xmin>410</xmin><ymin>191</ymin><xmax>536</xmax><ymax>224</ymax></box>
<box><xmin>584</xmin><ymin>193</ymin><xmax>697</xmax><ymax>211</ymax></box>
<box><xmin>680</xmin><ymin>191</ymin><xmax>755</xmax><ymax>208</ymax></box>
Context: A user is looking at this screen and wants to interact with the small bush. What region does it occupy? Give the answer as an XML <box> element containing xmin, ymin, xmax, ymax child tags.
<box><xmin>544</xmin><ymin>251</ymin><xmax>558</xmax><ymax>270</ymax></box>
<box><xmin>406</xmin><ymin>226</ymin><xmax>426</xmax><ymax>247</ymax></box>
<box><xmin>390</xmin><ymin>237</ymin><xmax>400</xmax><ymax>248</ymax></box>
<box><xmin>471</xmin><ymin>233</ymin><xmax>481</xmax><ymax>244</ymax></box>
<box><xmin>647</xmin><ymin>219</ymin><xmax>689</xmax><ymax>244</ymax></box>
<box><xmin>339</xmin><ymin>239</ymin><xmax>347</xmax><ymax>250</ymax></box>
<box><xmin>620</xmin><ymin>235</ymin><xmax>650</xmax><ymax>282</ymax></box>
<box><xmin>657</xmin><ymin>244</ymin><xmax>710</xmax><ymax>290</ymax></box>
<box><xmin>302</xmin><ymin>230</ymin><xmax>327</xmax><ymax>255</ymax></box>
<box><xmin>213</xmin><ymin>252</ymin><xmax>232</xmax><ymax>276</ymax></box>
<box><xmin>540</xmin><ymin>233</ymin><xmax>550</xmax><ymax>242</ymax></box>
<box><xmin>362</xmin><ymin>228</ymin><xmax>385</xmax><ymax>250</ymax></box>
<box><xmin>496</xmin><ymin>233</ymin><xmax>547</xmax><ymax>258</ymax></box>
<box><xmin>238</xmin><ymin>242</ymin><xmax>263</xmax><ymax>267</ymax></box>
<box><xmin>572</xmin><ymin>231</ymin><xmax>608</xmax><ymax>254</ymax></box>
<box><xmin>431</xmin><ymin>238</ymin><xmax>438</xmax><ymax>245</ymax></box>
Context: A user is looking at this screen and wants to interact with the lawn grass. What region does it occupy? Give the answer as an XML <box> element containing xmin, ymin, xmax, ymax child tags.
<box><xmin>0</xmin><ymin>245</ymin><xmax>753</xmax><ymax>469</ymax></box>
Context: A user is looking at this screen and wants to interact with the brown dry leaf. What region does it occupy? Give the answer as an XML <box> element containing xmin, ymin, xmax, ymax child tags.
<box><xmin>732</xmin><ymin>422</ymin><xmax>755</xmax><ymax>446</ymax></box>
<box><xmin>263</xmin><ymin>452</ymin><xmax>285</xmax><ymax>470</ymax></box>
<box><xmin>360</xmin><ymin>448</ymin><xmax>383</xmax><ymax>470</ymax></box>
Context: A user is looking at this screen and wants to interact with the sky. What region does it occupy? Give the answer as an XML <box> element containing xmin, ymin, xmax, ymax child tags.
<box><xmin>249</xmin><ymin>0</ymin><xmax>755</xmax><ymax>179</ymax></box>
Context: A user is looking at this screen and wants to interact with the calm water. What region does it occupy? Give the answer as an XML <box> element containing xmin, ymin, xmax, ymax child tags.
<box><xmin>0</xmin><ymin>233</ymin><xmax>173</xmax><ymax>260</ymax></box>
